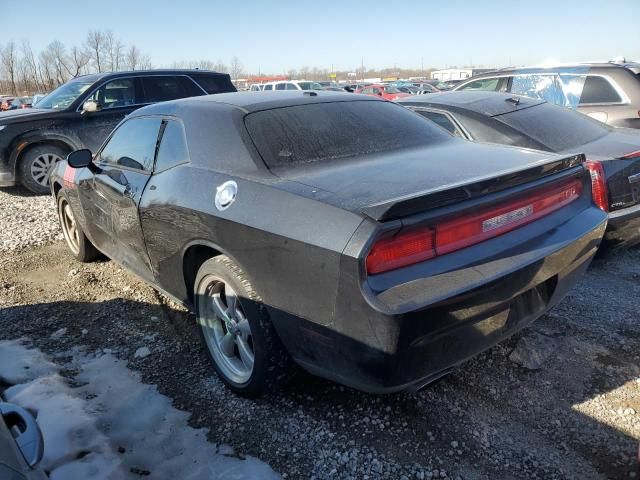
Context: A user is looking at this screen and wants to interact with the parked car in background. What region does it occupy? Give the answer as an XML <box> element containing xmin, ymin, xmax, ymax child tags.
<box><xmin>0</xmin><ymin>97</ymin><xmax>14</xmax><ymax>111</ymax></box>
<box><xmin>355</xmin><ymin>84</ymin><xmax>410</xmax><ymax>100</ymax></box>
<box><xmin>412</xmin><ymin>83</ymin><xmax>440</xmax><ymax>93</ymax></box>
<box><xmin>249</xmin><ymin>84</ymin><xmax>264</xmax><ymax>92</ymax></box>
<box><xmin>5</xmin><ymin>97</ymin><xmax>33</xmax><ymax>110</ymax></box>
<box><xmin>261</xmin><ymin>80</ymin><xmax>323</xmax><ymax>91</ymax></box>
<box><xmin>342</xmin><ymin>83</ymin><xmax>369</xmax><ymax>93</ymax></box>
<box><xmin>0</xmin><ymin>402</ymin><xmax>47</xmax><ymax>479</ymax></box>
<box><xmin>453</xmin><ymin>61</ymin><xmax>640</xmax><ymax>128</ymax></box>
<box><xmin>422</xmin><ymin>79</ymin><xmax>450</xmax><ymax>90</ymax></box>
<box><xmin>400</xmin><ymin>91</ymin><xmax>640</xmax><ymax>247</ymax></box>
<box><xmin>30</xmin><ymin>94</ymin><xmax>47</xmax><ymax>106</ymax></box>
<box><xmin>0</xmin><ymin>69</ymin><xmax>236</xmax><ymax>193</ymax></box>
<box><xmin>52</xmin><ymin>91</ymin><xmax>606</xmax><ymax>397</ymax></box>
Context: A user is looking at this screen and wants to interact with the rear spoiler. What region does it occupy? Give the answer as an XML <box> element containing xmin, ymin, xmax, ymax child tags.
<box><xmin>361</xmin><ymin>154</ymin><xmax>585</xmax><ymax>221</ymax></box>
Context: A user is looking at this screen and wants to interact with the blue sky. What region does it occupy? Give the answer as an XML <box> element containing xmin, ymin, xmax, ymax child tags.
<box><xmin>3</xmin><ymin>0</ymin><xmax>639</xmax><ymax>73</ymax></box>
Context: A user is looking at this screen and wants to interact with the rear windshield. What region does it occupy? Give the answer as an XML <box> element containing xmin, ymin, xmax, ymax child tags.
<box><xmin>245</xmin><ymin>100</ymin><xmax>448</xmax><ymax>168</ymax></box>
<box><xmin>497</xmin><ymin>102</ymin><xmax>609</xmax><ymax>151</ymax></box>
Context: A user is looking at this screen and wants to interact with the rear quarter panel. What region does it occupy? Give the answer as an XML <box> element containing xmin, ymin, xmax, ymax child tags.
<box><xmin>139</xmin><ymin>164</ymin><xmax>365</xmax><ymax>326</ymax></box>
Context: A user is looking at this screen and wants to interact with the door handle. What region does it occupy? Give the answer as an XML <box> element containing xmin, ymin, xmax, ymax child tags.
<box><xmin>123</xmin><ymin>184</ymin><xmax>137</xmax><ymax>199</ymax></box>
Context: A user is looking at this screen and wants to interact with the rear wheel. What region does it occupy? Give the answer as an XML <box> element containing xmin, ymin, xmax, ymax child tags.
<box><xmin>195</xmin><ymin>255</ymin><xmax>291</xmax><ymax>397</ymax></box>
<box><xmin>19</xmin><ymin>144</ymin><xmax>67</xmax><ymax>194</ymax></box>
<box><xmin>57</xmin><ymin>193</ymin><xmax>99</xmax><ymax>262</ymax></box>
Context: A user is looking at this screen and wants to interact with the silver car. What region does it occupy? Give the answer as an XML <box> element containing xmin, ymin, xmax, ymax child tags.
<box><xmin>453</xmin><ymin>60</ymin><xmax>640</xmax><ymax>129</ymax></box>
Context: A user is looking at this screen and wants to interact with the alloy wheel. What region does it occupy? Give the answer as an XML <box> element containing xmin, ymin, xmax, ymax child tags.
<box><xmin>30</xmin><ymin>152</ymin><xmax>63</xmax><ymax>187</ymax></box>
<box><xmin>59</xmin><ymin>199</ymin><xmax>80</xmax><ymax>255</ymax></box>
<box><xmin>198</xmin><ymin>278</ymin><xmax>255</xmax><ymax>384</ymax></box>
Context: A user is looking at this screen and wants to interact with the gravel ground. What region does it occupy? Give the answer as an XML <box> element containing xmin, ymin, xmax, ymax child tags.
<box><xmin>0</xmin><ymin>188</ymin><xmax>639</xmax><ymax>479</ymax></box>
<box><xmin>0</xmin><ymin>187</ymin><xmax>62</xmax><ymax>252</ymax></box>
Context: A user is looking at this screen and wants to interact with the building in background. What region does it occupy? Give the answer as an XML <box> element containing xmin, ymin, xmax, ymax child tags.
<box><xmin>431</xmin><ymin>68</ymin><xmax>493</xmax><ymax>81</ymax></box>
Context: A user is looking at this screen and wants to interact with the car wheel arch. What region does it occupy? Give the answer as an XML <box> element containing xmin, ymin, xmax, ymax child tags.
<box><xmin>11</xmin><ymin>137</ymin><xmax>76</xmax><ymax>177</ymax></box>
<box><xmin>182</xmin><ymin>241</ymin><xmax>229</xmax><ymax>306</ymax></box>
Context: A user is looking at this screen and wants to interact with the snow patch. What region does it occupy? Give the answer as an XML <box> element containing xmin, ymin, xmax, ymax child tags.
<box><xmin>0</xmin><ymin>340</ymin><xmax>280</xmax><ymax>479</ymax></box>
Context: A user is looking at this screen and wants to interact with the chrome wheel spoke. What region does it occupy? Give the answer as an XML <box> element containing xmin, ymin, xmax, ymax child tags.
<box><xmin>237</xmin><ymin>317</ymin><xmax>251</xmax><ymax>339</ymax></box>
<box><xmin>236</xmin><ymin>336</ymin><xmax>254</xmax><ymax>371</ymax></box>
<box><xmin>219</xmin><ymin>332</ymin><xmax>236</xmax><ymax>357</ymax></box>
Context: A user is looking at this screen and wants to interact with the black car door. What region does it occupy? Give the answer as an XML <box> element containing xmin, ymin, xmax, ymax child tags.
<box><xmin>79</xmin><ymin>116</ymin><xmax>163</xmax><ymax>282</ymax></box>
<box><xmin>74</xmin><ymin>77</ymin><xmax>144</xmax><ymax>152</ymax></box>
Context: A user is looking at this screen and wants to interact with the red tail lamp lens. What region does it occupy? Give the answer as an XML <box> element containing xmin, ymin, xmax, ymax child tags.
<box><xmin>436</xmin><ymin>179</ymin><xmax>582</xmax><ymax>255</ymax></box>
<box><xmin>366</xmin><ymin>228</ymin><xmax>436</xmax><ymax>274</ymax></box>
<box><xmin>584</xmin><ymin>161</ymin><xmax>609</xmax><ymax>212</ymax></box>
<box><xmin>366</xmin><ymin>179</ymin><xmax>582</xmax><ymax>275</ymax></box>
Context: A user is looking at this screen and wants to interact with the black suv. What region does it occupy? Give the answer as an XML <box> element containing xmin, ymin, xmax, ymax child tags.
<box><xmin>0</xmin><ymin>70</ymin><xmax>236</xmax><ymax>193</ymax></box>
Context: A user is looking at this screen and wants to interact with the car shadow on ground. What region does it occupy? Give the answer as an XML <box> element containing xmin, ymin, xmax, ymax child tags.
<box><xmin>1</xmin><ymin>292</ymin><xmax>638</xmax><ymax>478</ymax></box>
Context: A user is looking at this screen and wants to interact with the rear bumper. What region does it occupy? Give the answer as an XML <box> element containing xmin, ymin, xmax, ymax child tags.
<box><xmin>275</xmin><ymin>208</ymin><xmax>607</xmax><ymax>393</ymax></box>
<box><xmin>604</xmin><ymin>203</ymin><xmax>640</xmax><ymax>248</ymax></box>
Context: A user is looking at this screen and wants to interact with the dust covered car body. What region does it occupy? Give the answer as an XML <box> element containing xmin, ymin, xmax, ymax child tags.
<box><xmin>50</xmin><ymin>92</ymin><xmax>607</xmax><ymax>396</ymax></box>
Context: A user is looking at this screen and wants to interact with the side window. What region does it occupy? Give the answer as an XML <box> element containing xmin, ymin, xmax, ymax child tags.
<box><xmin>142</xmin><ymin>76</ymin><xmax>190</xmax><ymax>103</ymax></box>
<box><xmin>189</xmin><ymin>74</ymin><xmax>235</xmax><ymax>94</ymax></box>
<box><xmin>87</xmin><ymin>78</ymin><xmax>137</xmax><ymax>109</ymax></box>
<box><xmin>275</xmin><ymin>83</ymin><xmax>287</xmax><ymax>90</ymax></box>
<box><xmin>98</xmin><ymin>117</ymin><xmax>162</xmax><ymax>171</ymax></box>
<box><xmin>155</xmin><ymin>120</ymin><xmax>190</xmax><ymax>172</ymax></box>
<box><xmin>416</xmin><ymin>110</ymin><xmax>461</xmax><ymax>136</ymax></box>
<box><xmin>579</xmin><ymin>76</ymin><xmax>622</xmax><ymax>104</ymax></box>
<box><xmin>263</xmin><ymin>84</ymin><xmax>273</xmax><ymax>91</ymax></box>
<box><xmin>285</xmin><ymin>83</ymin><xmax>298</xmax><ymax>90</ymax></box>
<box><xmin>458</xmin><ymin>77</ymin><xmax>501</xmax><ymax>91</ymax></box>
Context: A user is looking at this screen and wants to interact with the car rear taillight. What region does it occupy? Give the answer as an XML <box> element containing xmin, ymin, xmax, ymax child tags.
<box><xmin>366</xmin><ymin>228</ymin><xmax>436</xmax><ymax>274</ymax></box>
<box><xmin>585</xmin><ymin>160</ymin><xmax>609</xmax><ymax>212</ymax></box>
<box><xmin>366</xmin><ymin>178</ymin><xmax>582</xmax><ymax>275</ymax></box>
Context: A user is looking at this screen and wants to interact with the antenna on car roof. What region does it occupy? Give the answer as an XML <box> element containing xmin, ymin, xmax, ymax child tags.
<box><xmin>303</xmin><ymin>91</ymin><xmax>318</xmax><ymax>96</ymax></box>
<box><xmin>505</xmin><ymin>96</ymin><xmax>521</xmax><ymax>106</ymax></box>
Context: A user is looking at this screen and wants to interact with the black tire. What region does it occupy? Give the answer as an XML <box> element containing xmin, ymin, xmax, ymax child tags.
<box><xmin>19</xmin><ymin>144</ymin><xmax>68</xmax><ymax>194</ymax></box>
<box><xmin>57</xmin><ymin>193</ymin><xmax>100</xmax><ymax>262</ymax></box>
<box><xmin>195</xmin><ymin>255</ymin><xmax>291</xmax><ymax>397</ymax></box>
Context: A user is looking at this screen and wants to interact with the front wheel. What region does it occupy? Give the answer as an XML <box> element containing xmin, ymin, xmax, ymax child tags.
<box><xmin>19</xmin><ymin>144</ymin><xmax>67</xmax><ymax>194</ymax></box>
<box><xmin>195</xmin><ymin>255</ymin><xmax>291</xmax><ymax>397</ymax></box>
<box><xmin>57</xmin><ymin>193</ymin><xmax>100</xmax><ymax>262</ymax></box>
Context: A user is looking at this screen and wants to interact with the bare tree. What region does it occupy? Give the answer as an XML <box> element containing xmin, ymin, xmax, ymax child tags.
<box><xmin>213</xmin><ymin>59</ymin><xmax>227</xmax><ymax>73</ymax></box>
<box><xmin>138</xmin><ymin>54</ymin><xmax>152</xmax><ymax>70</ymax></box>
<box><xmin>1</xmin><ymin>42</ymin><xmax>18</xmax><ymax>94</ymax></box>
<box><xmin>68</xmin><ymin>45</ymin><xmax>90</xmax><ymax>77</ymax></box>
<box><xmin>85</xmin><ymin>29</ymin><xmax>105</xmax><ymax>72</ymax></box>
<box><xmin>103</xmin><ymin>31</ymin><xmax>125</xmax><ymax>71</ymax></box>
<box><xmin>21</xmin><ymin>41</ymin><xmax>42</xmax><ymax>92</ymax></box>
<box><xmin>229</xmin><ymin>56</ymin><xmax>243</xmax><ymax>82</ymax></box>
<box><xmin>126</xmin><ymin>45</ymin><xmax>141</xmax><ymax>70</ymax></box>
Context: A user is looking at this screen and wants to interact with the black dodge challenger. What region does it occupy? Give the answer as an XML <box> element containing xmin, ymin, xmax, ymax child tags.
<box><xmin>50</xmin><ymin>92</ymin><xmax>607</xmax><ymax>396</ymax></box>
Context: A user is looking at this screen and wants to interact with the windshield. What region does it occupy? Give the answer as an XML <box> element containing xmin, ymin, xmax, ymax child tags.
<box><xmin>296</xmin><ymin>82</ymin><xmax>323</xmax><ymax>91</ymax></box>
<box><xmin>499</xmin><ymin>102</ymin><xmax>609</xmax><ymax>151</ymax></box>
<box><xmin>35</xmin><ymin>80</ymin><xmax>94</xmax><ymax>110</ymax></box>
<box><xmin>245</xmin><ymin>100</ymin><xmax>447</xmax><ymax>168</ymax></box>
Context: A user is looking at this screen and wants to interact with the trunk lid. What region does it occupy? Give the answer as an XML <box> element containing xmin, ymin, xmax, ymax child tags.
<box><xmin>274</xmin><ymin>141</ymin><xmax>583</xmax><ymax>221</ymax></box>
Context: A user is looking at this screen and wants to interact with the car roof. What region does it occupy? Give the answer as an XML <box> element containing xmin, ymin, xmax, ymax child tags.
<box><xmin>70</xmin><ymin>69</ymin><xmax>229</xmax><ymax>84</ymax></box>
<box><xmin>398</xmin><ymin>91</ymin><xmax>545</xmax><ymax>117</ymax></box>
<box><xmin>473</xmin><ymin>61</ymin><xmax>640</xmax><ymax>76</ymax></box>
<box><xmin>131</xmin><ymin>90</ymin><xmax>378</xmax><ymax>116</ymax></box>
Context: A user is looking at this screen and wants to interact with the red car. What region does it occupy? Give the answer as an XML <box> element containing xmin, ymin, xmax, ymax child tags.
<box><xmin>355</xmin><ymin>84</ymin><xmax>410</xmax><ymax>101</ymax></box>
<box><xmin>0</xmin><ymin>97</ymin><xmax>15</xmax><ymax>111</ymax></box>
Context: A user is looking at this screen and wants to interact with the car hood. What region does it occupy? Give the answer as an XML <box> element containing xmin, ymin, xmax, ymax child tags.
<box><xmin>0</xmin><ymin>108</ymin><xmax>58</xmax><ymax>125</ymax></box>
<box><xmin>567</xmin><ymin>127</ymin><xmax>640</xmax><ymax>161</ymax></box>
<box><xmin>274</xmin><ymin>140</ymin><xmax>574</xmax><ymax>220</ymax></box>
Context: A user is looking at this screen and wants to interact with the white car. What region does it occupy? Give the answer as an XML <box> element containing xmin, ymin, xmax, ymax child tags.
<box><xmin>249</xmin><ymin>84</ymin><xmax>263</xmax><ymax>92</ymax></box>
<box><xmin>262</xmin><ymin>80</ymin><xmax>323</xmax><ymax>91</ymax></box>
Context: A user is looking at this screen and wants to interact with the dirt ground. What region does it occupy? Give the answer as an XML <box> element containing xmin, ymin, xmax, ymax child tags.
<box><xmin>1</xmin><ymin>211</ymin><xmax>639</xmax><ymax>478</ymax></box>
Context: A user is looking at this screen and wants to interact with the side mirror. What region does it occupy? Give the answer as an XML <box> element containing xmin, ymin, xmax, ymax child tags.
<box><xmin>81</xmin><ymin>100</ymin><xmax>101</xmax><ymax>114</ymax></box>
<box><xmin>67</xmin><ymin>149</ymin><xmax>93</xmax><ymax>168</ymax></box>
